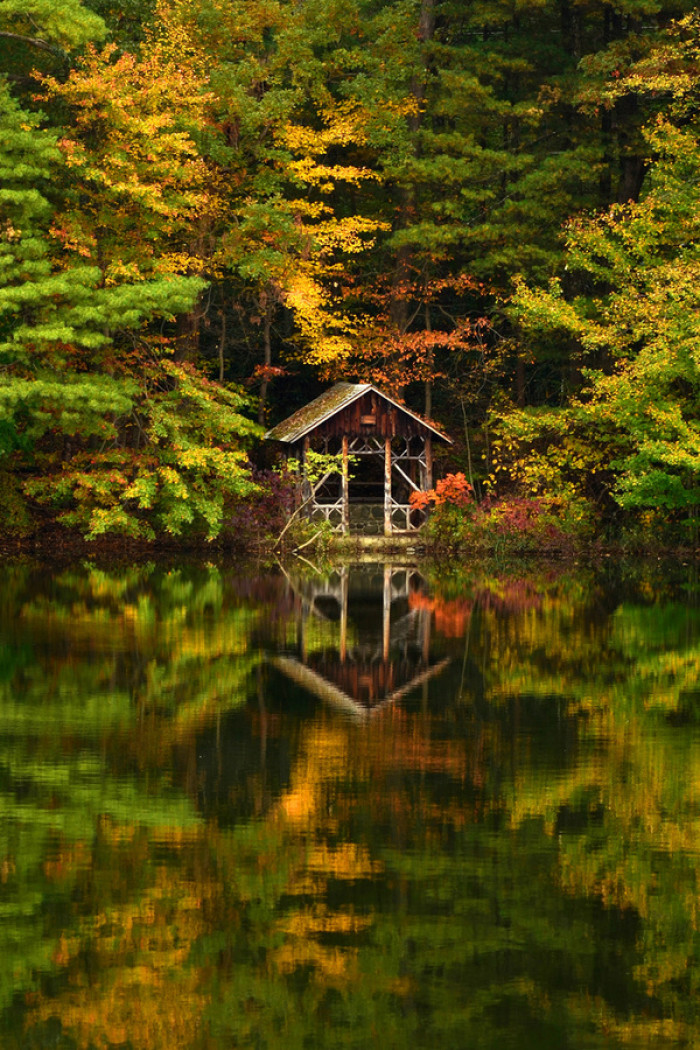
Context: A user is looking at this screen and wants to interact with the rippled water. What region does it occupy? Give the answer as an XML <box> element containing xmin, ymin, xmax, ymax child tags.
<box><xmin>1</xmin><ymin>556</ymin><xmax>700</xmax><ymax>1048</ymax></box>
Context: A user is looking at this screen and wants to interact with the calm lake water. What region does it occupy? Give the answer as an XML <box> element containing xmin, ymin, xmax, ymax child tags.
<box><xmin>1</xmin><ymin>555</ymin><xmax>700</xmax><ymax>1048</ymax></box>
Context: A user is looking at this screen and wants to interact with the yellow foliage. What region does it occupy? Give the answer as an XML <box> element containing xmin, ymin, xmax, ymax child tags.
<box><xmin>30</xmin><ymin>861</ymin><xmax>212</xmax><ymax>1050</ymax></box>
<box><xmin>283</xmin><ymin>271</ymin><xmax>355</xmax><ymax>365</ymax></box>
<box><xmin>307</xmin><ymin>842</ymin><xmax>382</xmax><ymax>880</ymax></box>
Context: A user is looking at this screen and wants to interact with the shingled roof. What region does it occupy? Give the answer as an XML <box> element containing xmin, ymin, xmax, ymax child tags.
<box><xmin>265</xmin><ymin>382</ymin><xmax>451</xmax><ymax>444</ymax></box>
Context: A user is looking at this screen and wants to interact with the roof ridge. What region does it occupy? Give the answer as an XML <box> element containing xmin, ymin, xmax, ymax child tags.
<box><xmin>265</xmin><ymin>381</ymin><xmax>451</xmax><ymax>444</ymax></box>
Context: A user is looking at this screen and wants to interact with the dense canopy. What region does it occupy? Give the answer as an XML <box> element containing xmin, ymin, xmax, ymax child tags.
<box><xmin>2</xmin><ymin>0</ymin><xmax>700</xmax><ymax>546</ymax></box>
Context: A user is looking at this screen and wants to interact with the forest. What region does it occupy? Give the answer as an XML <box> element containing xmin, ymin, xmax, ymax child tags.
<box><xmin>2</xmin><ymin>0</ymin><xmax>700</xmax><ymax>548</ymax></box>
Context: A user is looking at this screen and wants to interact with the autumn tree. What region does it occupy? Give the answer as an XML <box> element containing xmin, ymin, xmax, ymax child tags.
<box><xmin>498</xmin><ymin>15</ymin><xmax>700</xmax><ymax>537</ymax></box>
<box><xmin>148</xmin><ymin>0</ymin><xmax>386</xmax><ymax>424</ymax></box>
<box><xmin>324</xmin><ymin>0</ymin><xmax>697</xmax><ymax>424</ymax></box>
<box><xmin>0</xmin><ymin>30</ymin><xmax>260</xmax><ymax>539</ymax></box>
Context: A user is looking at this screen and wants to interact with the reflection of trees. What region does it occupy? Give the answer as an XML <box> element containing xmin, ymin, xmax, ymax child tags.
<box><xmin>433</xmin><ymin>563</ymin><xmax>700</xmax><ymax>1043</ymax></box>
<box><xmin>30</xmin><ymin>824</ymin><xmax>211</xmax><ymax>1050</ymax></box>
<box><xmin>2</xmin><ymin>560</ymin><xmax>700</xmax><ymax>1046</ymax></box>
<box><xmin>0</xmin><ymin>561</ymin><xmax>273</xmax><ymax>1044</ymax></box>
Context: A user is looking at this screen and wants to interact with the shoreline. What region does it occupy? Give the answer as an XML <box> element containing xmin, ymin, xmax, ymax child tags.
<box><xmin>1</xmin><ymin>524</ymin><xmax>697</xmax><ymax>564</ymax></box>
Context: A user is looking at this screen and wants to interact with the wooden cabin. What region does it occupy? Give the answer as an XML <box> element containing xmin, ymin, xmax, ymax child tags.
<box><xmin>265</xmin><ymin>383</ymin><xmax>451</xmax><ymax>535</ymax></box>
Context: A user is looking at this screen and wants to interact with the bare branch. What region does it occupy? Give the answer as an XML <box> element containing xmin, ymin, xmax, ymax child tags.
<box><xmin>273</xmin><ymin>473</ymin><xmax>330</xmax><ymax>549</ymax></box>
<box><xmin>0</xmin><ymin>30</ymin><xmax>61</xmax><ymax>55</ymax></box>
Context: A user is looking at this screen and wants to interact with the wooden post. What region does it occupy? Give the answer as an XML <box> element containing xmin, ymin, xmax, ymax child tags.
<box><xmin>420</xmin><ymin>584</ymin><xmax>431</xmax><ymax>714</ymax></box>
<box><xmin>421</xmin><ymin>602</ymin><xmax>431</xmax><ymax>664</ymax></box>
<box><xmin>340</xmin><ymin>566</ymin><xmax>348</xmax><ymax>662</ymax></box>
<box><xmin>299</xmin><ymin>608</ymin><xmax>307</xmax><ymax>663</ymax></box>
<box><xmin>294</xmin><ymin>449</ymin><xmax>303</xmax><ymax>511</ymax></box>
<box><xmin>302</xmin><ymin>436</ymin><xmax>311</xmax><ymax>515</ymax></box>
<box><xmin>425</xmin><ymin>434</ymin><xmax>433</xmax><ymax>490</ymax></box>
<box><xmin>341</xmin><ymin>434</ymin><xmax>349</xmax><ymax>535</ymax></box>
<box><xmin>384</xmin><ymin>436</ymin><xmax>392</xmax><ymax>536</ymax></box>
<box><xmin>409</xmin><ymin>438</ymin><xmax>417</xmax><ymax>490</ymax></box>
<box><xmin>382</xmin><ymin>566</ymin><xmax>391</xmax><ymax>662</ymax></box>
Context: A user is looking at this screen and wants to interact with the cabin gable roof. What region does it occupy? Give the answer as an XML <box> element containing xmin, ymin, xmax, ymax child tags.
<box><xmin>265</xmin><ymin>382</ymin><xmax>451</xmax><ymax>444</ymax></box>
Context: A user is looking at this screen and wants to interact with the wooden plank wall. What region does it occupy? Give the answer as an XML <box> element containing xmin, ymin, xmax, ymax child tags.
<box><xmin>310</xmin><ymin>391</ymin><xmax>426</xmax><ymax>441</ymax></box>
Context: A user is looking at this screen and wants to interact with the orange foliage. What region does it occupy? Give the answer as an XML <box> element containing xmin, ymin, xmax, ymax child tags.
<box><xmin>409</xmin><ymin>590</ymin><xmax>473</xmax><ymax>637</ymax></box>
<box><xmin>339</xmin><ymin>269</ymin><xmax>492</xmax><ymax>390</ymax></box>
<box><xmin>410</xmin><ymin>472</ymin><xmax>474</xmax><ymax>511</ymax></box>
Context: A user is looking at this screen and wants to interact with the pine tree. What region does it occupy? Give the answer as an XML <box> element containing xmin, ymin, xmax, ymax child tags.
<box><xmin>502</xmin><ymin>17</ymin><xmax>700</xmax><ymax>534</ymax></box>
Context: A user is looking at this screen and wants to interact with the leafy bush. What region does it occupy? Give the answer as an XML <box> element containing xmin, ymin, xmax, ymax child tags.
<box><xmin>224</xmin><ymin>469</ymin><xmax>296</xmax><ymax>549</ymax></box>
<box><xmin>411</xmin><ymin>472</ymin><xmax>475</xmax><ymax>510</ymax></box>
<box><xmin>0</xmin><ymin>470</ymin><xmax>33</xmax><ymax>535</ymax></box>
<box><xmin>415</xmin><ymin>476</ymin><xmax>589</xmax><ymax>553</ymax></box>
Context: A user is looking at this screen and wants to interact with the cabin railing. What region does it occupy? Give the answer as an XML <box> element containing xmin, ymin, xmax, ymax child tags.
<box><xmin>310</xmin><ymin>498</ymin><xmax>427</xmax><ymax>533</ymax></box>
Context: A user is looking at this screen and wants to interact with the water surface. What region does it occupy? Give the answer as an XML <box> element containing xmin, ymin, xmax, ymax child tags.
<box><xmin>0</xmin><ymin>557</ymin><xmax>699</xmax><ymax>1048</ymax></box>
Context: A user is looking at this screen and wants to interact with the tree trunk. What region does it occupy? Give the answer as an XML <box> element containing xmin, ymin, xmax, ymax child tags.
<box><xmin>424</xmin><ymin>302</ymin><xmax>433</xmax><ymax>418</ymax></box>
<box><xmin>218</xmin><ymin>304</ymin><xmax>227</xmax><ymax>383</ymax></box>
<box><xmin>258</xmin><ymin>289</ymin><xmax>274</xmax><ymax>427</ymax></box>
<box><xmin>516</xmin><ymin>352</ymin><xmax>525</xmax><ymax>407</ymax></box>
<box><xmin>174</xmin><ymin>296</ymin><xmax>202</xmax><ymax>363</ymax></box>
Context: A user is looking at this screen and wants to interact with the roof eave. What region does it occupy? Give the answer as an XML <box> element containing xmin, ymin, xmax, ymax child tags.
<box><xmin>264</xmin><ymin>382</ymin><xmax>452</xmax><ymax>445</ymax></box>
<box><xmin>265</xmin><ymin>384</ymin><xmax>371</xmax><ymax>444</ymax></box>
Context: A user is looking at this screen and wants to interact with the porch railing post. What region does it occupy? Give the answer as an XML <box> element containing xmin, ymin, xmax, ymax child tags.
<box><xmin>341</xmin><ymin>434</ymin><xmax>350</xmax><ymax>535</ymax></box>
<box><xmin>425</xmin><ymin>434</ymin><xmax>433</xmax><ymax>490</ymax></box>
<box><xmin>384</xmin><ymin>436</ymin><xmax>392</xmax><ymax>536</ymax></box>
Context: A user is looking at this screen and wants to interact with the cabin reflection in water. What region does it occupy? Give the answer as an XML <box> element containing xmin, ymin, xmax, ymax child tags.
<box><xmin>272</xmin><ymin>565</ymin><xmax>450</xmax><ymax>718</ymax></box>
